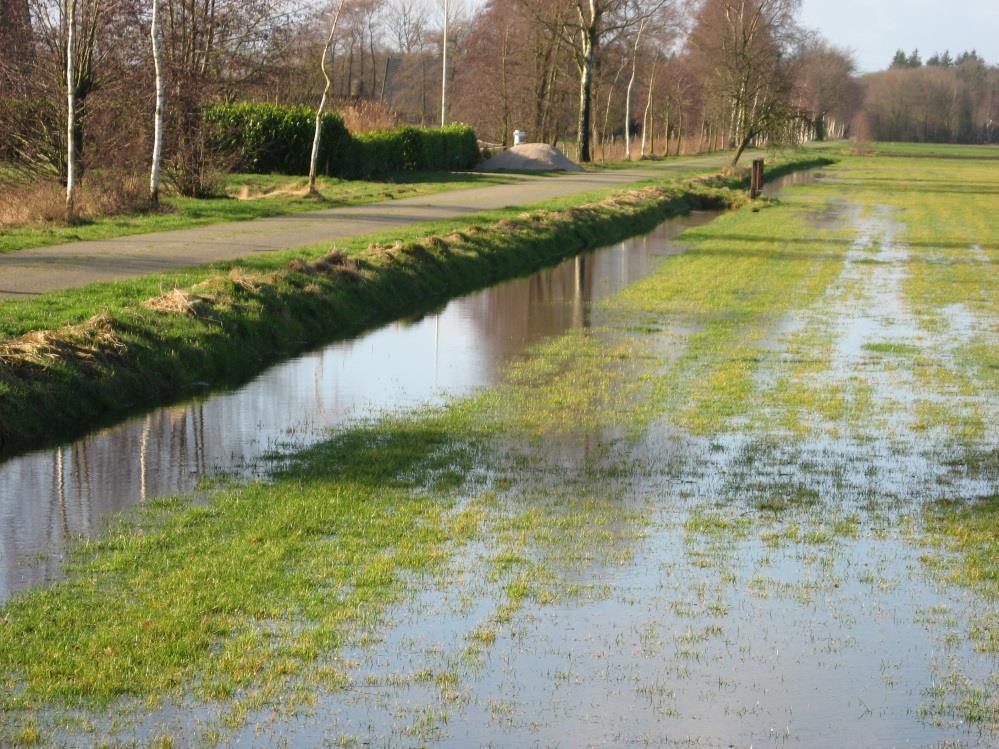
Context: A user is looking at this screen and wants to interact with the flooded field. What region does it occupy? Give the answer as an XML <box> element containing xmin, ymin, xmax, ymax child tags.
<box><xmin>0</xmin><ymin>209</ymin><xmax>721</xmax><ymax>601</ymax></box>
<box><xmin>2</xmin><ymin>158</ymin><xmax>998</xmax><ymax>748</ymax></box>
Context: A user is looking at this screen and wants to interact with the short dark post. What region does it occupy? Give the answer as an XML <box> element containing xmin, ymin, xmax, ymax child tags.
<box><xmin>751</xmin><ymin>158</ymin><xmax>765</xmax><ymax>198</ymax></box>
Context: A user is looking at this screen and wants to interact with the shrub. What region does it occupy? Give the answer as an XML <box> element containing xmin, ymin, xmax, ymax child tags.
<box><xmin>204</xmin><ymin>102</ymin><xmax>351</xmax><ymax>176</ymax></box>
<box><xmin>204</xmin><ymin>102</ymin><xmax>479</xmax><ymax>179</ymax></box>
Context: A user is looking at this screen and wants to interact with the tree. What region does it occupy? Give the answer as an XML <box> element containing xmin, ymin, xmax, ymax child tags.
<box><xmin>794</xmin><ymin>38</ymin><xmax>861</xmax><ymax>140</ymax></box>
<box><xmin>66</xmin><ymin>0</ymin><xmax>79</xmax><ymax>220</ymax></box>
<box><xmin>149</xmin><ymin>0</ymin><xmax>164</xmax><ymax>205</ymax></box>
<box><xmin>623</xmin><ymin>17</ymin><xmax>646</xmax><ymax>159</ymax></box>
<box><xmin>0</xmin><ymin>0</ymin><xmax>32</xmax><ymax>92</ymax></box>
<box><xmin>689</xmin><ymin>0</ymin><xmax>802</xmax><ymax>166</ymax></box>
<box><xmin>310</xmin><ymin>0</ymin><xmax>348</xmax><ymax>194</ymax></box>
<box><xmin>518</xmin><ymin>0</ymin><xmax>670</xmax><ymax>162</ymax></box>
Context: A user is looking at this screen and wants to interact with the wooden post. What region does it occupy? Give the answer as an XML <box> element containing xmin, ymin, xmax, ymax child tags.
<box><xmin>751</xmin><ymin>158</ymin><xmax>765</xmax><ymax>198</ymax></box>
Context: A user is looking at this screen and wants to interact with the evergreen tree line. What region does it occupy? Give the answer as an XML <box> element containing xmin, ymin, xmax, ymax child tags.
<box><xmin>861</xmin><ymin>49</ymin><xmax>998</xmax><ymax>144</ymax></box>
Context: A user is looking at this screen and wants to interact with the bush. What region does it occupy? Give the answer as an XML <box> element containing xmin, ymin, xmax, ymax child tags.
<box><xmin>204</xmin><ymin>102</ymin><xmax>352</xmax><ymax>176</ymax></box>
<box><xmin>204</xmin><ymin>102</ymin><xmax>479</xmax><ymax>180</ymax></box>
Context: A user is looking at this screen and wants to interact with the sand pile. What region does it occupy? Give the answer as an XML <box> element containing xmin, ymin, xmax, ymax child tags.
<box><xmin>477</xmin><ymin>143</ymin><xmax>583</xmax><ymax>172</ymax></box>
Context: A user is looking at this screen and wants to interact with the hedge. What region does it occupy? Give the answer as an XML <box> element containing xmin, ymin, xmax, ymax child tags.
<box><xmin>205</xmin><ymin>102</ymin><xmax>480</xmax><ymax>179</ymax></box>
<box><xmin>204</xmin><ymin>102</ymin><xmax>353</xmax><ymax>176</ymax></box>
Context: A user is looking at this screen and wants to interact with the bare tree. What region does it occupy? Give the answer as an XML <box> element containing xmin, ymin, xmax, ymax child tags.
<box><xmin>624</xmin><ymin>16</ymin><xmax>646</xmax><ymax>159</ymax></box>
<box><xmin>66</xmin><ymin>0</ymin><xmax>78</xmax><ymax>220</ymax></box>
<box><xmin>689</xmin><ymin>0</ymin><xmax>802</xmax><ymax>166</ymax></box>
<box><xmin>440</xmin><ymin>0</ymin><xmax>449</xmax><ymax>124</ymax></box>
<box><xmin>793</xmin><ymin>36</ymin><xmax>861</xmax><ymax>140</ymax></box>
<box><xmin>149</xmin><ymin>0</ymin><xmax>164</xmax><ymax>205</ymax></box>
<box><xmin>519</xmin><ymin>0</ymin><xmax>670</xmax><ymax>162</ymax></box>
<box><xmin>310</xmin><ymin>0</ymin><xmax>348</xmax><ymax>194</ymax></box>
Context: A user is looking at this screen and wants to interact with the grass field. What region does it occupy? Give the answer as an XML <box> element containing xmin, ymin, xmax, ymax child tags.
<box><xmin>2</xmin><ymin>145</ymin><xmax>998</xmax><ymax>746</ymax></box>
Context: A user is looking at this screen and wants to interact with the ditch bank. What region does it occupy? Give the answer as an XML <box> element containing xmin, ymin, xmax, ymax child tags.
<box><xmin>0</xmin><ymin>157</ymin><xmax>833</xmax><ymax>457</ymax></box>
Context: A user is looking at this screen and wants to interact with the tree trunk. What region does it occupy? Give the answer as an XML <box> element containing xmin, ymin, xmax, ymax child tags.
<box><xmin>640</xmin><ymin>58</ymin><xmax>656</xmax><ymax>158</ymax></box>
<box><xmin>576</xmin><ymin>28</ymin><xmax>595</xmax><ymax>162</ymax></box>
<box><xmin>624</xmin><ymin>20</ymin><xmax>645</xmax><ymax>160</ymax></box>
<box><xmin>731</xmin><ymin>132</ymin><xmax>753</xmax><ymax>167</ymax></box>
<box><xmin>149</xmin><ymin>0</ymin><xmax>165</xmax><ymax>206</ymax></box>
<box><xmin>500</xmin><ymin>25</ymin><xmax>511</xmax><ymax>146</ymax></box>
<box><xmin>676</xmin><ymin>108</ymin><xmax>684</xmax><ymax>156</ymax></box>
<box><xmin>600</xmin><ymin>58</ymin><xmax>627</xmax><ymax>160</ymax></box>
<box><xmin>66</xmin><ymin>0</ymin><xmax>78</xmax><ymax>222</ymax></box>
<box><xmin>440</xmin><ymin>0</ymin><xmax>449</xmax><ymax>127</ymax></box>
<box><xmin>310</xmin><ymin>0</ymin><xmax>347</xmax><ymax>194</ymax></box>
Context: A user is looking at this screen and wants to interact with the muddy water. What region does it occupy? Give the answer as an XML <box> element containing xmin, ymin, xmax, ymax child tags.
<box><xmin>0</xmin><ymin>210</ymin><xmax>721</xmax><ymax>602</ymax></box>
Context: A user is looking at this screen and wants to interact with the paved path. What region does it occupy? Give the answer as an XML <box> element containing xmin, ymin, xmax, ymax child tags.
<box><xmin>0</xmin><ymin>153</ymin><xmax>748</xmax><ymax>300</ymax></box>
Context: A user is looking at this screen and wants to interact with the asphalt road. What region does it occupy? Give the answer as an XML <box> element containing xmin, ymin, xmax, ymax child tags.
<box><xmin>0</xmin><ymin>152</ymin><xmax>749</xmax><ymax>300</ymax></box>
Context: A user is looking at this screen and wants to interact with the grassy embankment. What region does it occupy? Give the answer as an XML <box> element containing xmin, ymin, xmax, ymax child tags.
<box><xmin>0</xmin><ymin>171</ymin><xmax>520</xmax><ymax>254</ymax></box>
<box><xmin>0</xmin><ymin>155</ymin><xmax>833</xmax><ymax>456</ymax></box>
<box><xmin>3</xmin><ymin>148</ymin><xmax>999</xmax><ymax>744</ymax></box>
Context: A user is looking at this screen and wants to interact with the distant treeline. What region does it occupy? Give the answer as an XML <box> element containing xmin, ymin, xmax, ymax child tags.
<box><xmin>859</xmin><ymin>50</ymin><xmax>998</xmax><ymax>144</ymax></box>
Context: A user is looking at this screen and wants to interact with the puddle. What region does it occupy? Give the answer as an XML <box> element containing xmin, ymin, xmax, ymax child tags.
<box><xmin>760</xmin><ymin>168</ymin><xmax>822</xmax><ymax>198</ymax></box>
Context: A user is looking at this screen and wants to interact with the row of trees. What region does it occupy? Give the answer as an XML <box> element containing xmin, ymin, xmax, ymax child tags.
<box><xmin>449</xmin><ymin>0</ymin><xmax>862</xmax><ymax>163</ymax></box>
<box><xmin>862</xmin><ymin>50</ymin><xmax>998</xmax><ymax>144</ymax></box>
<box><xmin>1</xmin><ymin>0</ymin><xmax>994</xmax><ymax>220</ymax></box>
<box><xmin>0</xmin><ymin>1</ymin><xmax>860</xmax><ymax>182</ymax></box>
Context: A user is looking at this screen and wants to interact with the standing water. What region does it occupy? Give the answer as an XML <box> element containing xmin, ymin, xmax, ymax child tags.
<box><xmin>0</xmin><ymin>208</ymin><xmax>728</xmax><ymax>602</ymax></box>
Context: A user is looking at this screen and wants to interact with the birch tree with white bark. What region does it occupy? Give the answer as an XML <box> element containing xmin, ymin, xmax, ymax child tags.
<box><xmin>65</xmin><ymin>0</ymin><xmax>78</xmax><ymax>220</ymax></box>
<box><xmin>149</xmin><ymin>0</ymin><xmax>164</xmax><ymax>205</ymax></box>
<box><xmin>309</xmin><ymin>0</ymin><xmax>348</xmax><ymax>195</ymax></box>
<box><xmin>623</xmin><ymin>16</ymin><xmax>646</xmax><ymax>159</ymax></box>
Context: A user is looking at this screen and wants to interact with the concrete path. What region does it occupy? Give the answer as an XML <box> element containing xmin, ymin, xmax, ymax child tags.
<box><xmin>0</xmin><ymin>152</ymin><xmax>747</xmax><ymax>300</ymax></box>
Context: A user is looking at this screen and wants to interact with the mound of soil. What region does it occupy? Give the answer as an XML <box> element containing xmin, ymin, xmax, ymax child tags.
<box><xmin>477</xmin><ymin>143</ymin><xmax>583</xmax><ymax>172</ymax></box>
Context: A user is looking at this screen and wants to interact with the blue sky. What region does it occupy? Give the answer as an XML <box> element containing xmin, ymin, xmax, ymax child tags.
<box><xmin>799</xmin><ymin>0</ymin><xmax>999</xmax><ymax>72</ymax></box>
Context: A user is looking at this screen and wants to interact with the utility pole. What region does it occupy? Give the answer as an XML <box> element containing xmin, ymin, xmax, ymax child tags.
<box><xmin>441</xmin><ymin>0</ymin><xmax>448</xmax><ymax>127</ymax></box>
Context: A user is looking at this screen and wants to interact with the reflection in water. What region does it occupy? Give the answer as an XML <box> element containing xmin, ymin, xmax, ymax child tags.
<box><xmin>0</xmin><ymin>211</ymin><xmax>718</xmax><ymax>601</ymax></box>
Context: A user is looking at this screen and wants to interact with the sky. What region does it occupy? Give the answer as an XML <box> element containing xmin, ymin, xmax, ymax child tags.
<box><xmin>798</xmin><ymin>0</ymin><xmax>999</xmax><ymax>72</ymax></box>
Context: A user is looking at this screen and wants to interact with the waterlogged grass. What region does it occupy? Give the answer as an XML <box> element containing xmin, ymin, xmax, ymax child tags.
<box><xmin>0</xmin><ymin>172</ymin><xmax>520</xmax><ymax>254</ymax></box>
<box><xmin>5</xmin><ymin>146</ymin><xmax>999</xmax><ymax>745</ymax></box>
<box><xmin>0</xmin><ymin>419</ymin><xmax>481</xmax><ymax>706</ymax></box>
<box><xmin>614</xmin><ymin>199</ymin><xmax>846</xmax><ymax>434</ymax></box>
<box><xmin>0</xmin><ymin>294</ymin><xmax>651</xmax><ymax>742</ymax></box>
<box><xmin>924</xmin><ymin>496</ymin><xmax>999</xmax><ymax>602</ymax></box>
<box><xmin>473</xmin><ymin>329</ymin><xmax>658</xmax><ymax>437</ymax></box>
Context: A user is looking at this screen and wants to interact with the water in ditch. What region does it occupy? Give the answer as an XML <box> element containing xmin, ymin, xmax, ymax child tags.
<box><xmin>0</xmin><ymin>208</ymin><xmax>724</xmax><ymax>602</ymax></box>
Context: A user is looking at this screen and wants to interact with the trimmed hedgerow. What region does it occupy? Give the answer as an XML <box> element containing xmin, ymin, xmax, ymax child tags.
<box><xmin>204</xmin><ymin>102</ymin><xmax>480</xmax><ymax>178</ymax></box>
<box><xmin>204</xmin><ymin>102</ymin><xmax>353</xmax><ymax>175</ymax></box>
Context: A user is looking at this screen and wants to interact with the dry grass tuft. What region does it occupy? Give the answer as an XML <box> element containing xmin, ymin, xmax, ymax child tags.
<box><xmin>228</xmin><ymin>268</ymin><xmax>261</xmax><ymax>292</ymax></box>
<box><xmin>288</xmin><ymin>250</ymin><xmax>364</xmax><ymax>281</ymax></box>
<box><xmin>0</xmin><ymin>173</ymin><xmax>151</xmax><ymax>228</ymax></box>
<box><xmin>143</xmin><ymin>289</ymin><xmax>217</xmax><ymax>319</ymax></box>
<box><xmin>0</xmin><ymin>314</ymin><xmax>127</xmax><ymax>379</ymax></box>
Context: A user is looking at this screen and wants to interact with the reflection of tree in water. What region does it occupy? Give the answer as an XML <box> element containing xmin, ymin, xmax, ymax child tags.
<box><xmin>462</xmin><ymin>250</ymin><xmax>602</xmax><ymax>366</ymax></box>
<box><xmin>0</xmin><ymin>216</ymin><xmax>710</xmax><ymax>602</ymax></box>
